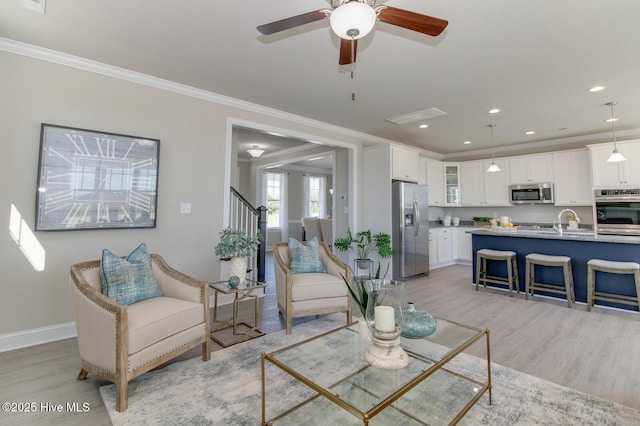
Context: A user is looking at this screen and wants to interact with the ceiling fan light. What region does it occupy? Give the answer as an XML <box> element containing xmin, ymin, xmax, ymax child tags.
<box><xmin>486</xmin><ymin>162</ymin><xmax>501</xmax><ymax>173</ymax></box>
<box><xmin>607</xmin><ymin>150</ymin><xmax>626</xmax><ymax>163</ymax></box>
<box><xmin>247</xmin><ymin>148</ymin><xmax>264</xmax><ymax>158</ymax></box>
<box><xmin>329</xmin><ymin>2</ymin><xmax>376</xmax><ymax>40</ymax></box>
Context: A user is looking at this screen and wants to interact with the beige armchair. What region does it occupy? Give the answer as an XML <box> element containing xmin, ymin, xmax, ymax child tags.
<box><xmin>273</xmin><ymin>241</ymin><xmax>352</xmax><ymax>334</ymax></box>
<box><xmin>70</xmin><ymin>254</ymin><xmax>210</xmax><ymax>412</ymax></box>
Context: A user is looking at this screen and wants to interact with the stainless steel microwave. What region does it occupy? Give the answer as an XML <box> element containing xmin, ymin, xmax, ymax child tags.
<box><xmin>509</xmin><ymin>183</ymin><xmax>554</xmax><ymax>205</ymax></box>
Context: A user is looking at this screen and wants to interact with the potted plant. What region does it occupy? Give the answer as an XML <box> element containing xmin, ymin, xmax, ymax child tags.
<box><xmin>214</xmin><ymin>228</ymin><xmax>261</xmax><ymax>283</ymax></box>
<box><xmin>335</xmin><ymin>228</ymin><xmax>393</xmax><ymax>317</ymax></box>
<box><xmin>334</xmin><ymin>229</ymin><xmax>393</xmax><ymax>273</ymax></box>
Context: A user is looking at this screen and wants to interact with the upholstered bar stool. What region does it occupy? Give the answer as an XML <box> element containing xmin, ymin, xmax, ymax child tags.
<box><xmin>525</xmin><ymin>253</ymin><xmax>575</xmax><ymax>308</ymax></box>
<box><xmin>476</xmin><ymin>249</ymin><xmax>519</xmax><ymax>296</ymax></box>
<box><xmin>587</xmin><ymin>259</ymin><xmax>640</xmax><ymax>312</ymax></box>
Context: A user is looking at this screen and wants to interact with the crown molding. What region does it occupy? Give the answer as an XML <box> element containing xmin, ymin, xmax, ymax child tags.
<box><xmin>0</xmin><ymin>37</ymin><xmax>400</xmax><ymax>147</ymax></box>
<box><xmin>442</xmin><ymin>128</ymin><xmax>640</xmax><ymax>161</ymax></box>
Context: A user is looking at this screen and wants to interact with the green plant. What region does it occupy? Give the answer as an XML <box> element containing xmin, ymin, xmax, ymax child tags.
<box><xmin>334</xmin><ymin>229</ymin><xmax>393</xmax><ymax>261</ymax></box>
<box><xmin>340</xmin><ymin>270</ymin><xmax>369</xmax><ymax>318</ymax></box>
<box><xmin>214</xmin><ymin>228</ymin><xmax>261</xmax><ymax>259</ymax></box>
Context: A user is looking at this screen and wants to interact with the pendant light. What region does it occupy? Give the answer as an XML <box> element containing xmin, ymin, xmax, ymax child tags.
<box><xmin>486</xmin><ymin>124</ymin><xmax>501</xmax><ymax>172</ymax></box>
<box><xmin>605</xmin><ymin>102</ymin><xmax>626</xmax><ymax>163</ymax></box>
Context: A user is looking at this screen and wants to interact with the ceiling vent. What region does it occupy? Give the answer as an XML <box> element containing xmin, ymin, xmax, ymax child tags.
<box><xmin>385</xmin><ymin>107</ymin><xmax>447</xmax><ymax>125</ymax></box>
<box><xmin>19</xmin><ymin>0</ymin><xmax>46</xmax><ymax>14</ymax></box>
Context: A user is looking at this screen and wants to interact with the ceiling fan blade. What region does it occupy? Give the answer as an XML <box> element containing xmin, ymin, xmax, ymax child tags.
<box><xmin>339</xmin><ymin>38</ymin><xmax>358</xmax><ymax>65</ymax></box>
<box><xmin>378</xmin><ymin>6</ymin><xmax>448</xmax><ymax>36</ymax></box>
<box><xmin>257</xmin><ymin>10</ymin><xmax>327</xmax><ymax>35</ymax></box>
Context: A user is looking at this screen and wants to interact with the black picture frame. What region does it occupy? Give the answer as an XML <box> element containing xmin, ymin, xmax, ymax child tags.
<box><xmin>35</xmin><ymin>123</ymin><xmax>160</xmax><ymax>231</ymax></box>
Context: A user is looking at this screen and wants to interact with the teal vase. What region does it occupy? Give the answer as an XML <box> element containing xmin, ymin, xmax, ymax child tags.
<box><xmin>401</xmin><ymin>303</ymin><xmax>437</xmax><ymax>338</ymax></box>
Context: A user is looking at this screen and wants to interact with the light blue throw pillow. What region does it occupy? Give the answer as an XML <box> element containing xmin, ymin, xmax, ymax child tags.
<box><xmin>289</xmin><ymin>237</ymin><xmax>327</xmax><ymax>274</ymax></box>
<box><xmin>100</xmin><ymin>243</ymin><xmax>162</xmax><ymax>305</ymax></box>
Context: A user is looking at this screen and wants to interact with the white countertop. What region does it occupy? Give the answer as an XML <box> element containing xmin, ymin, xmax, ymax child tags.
<box><xmin>468</xmin><ymin>228</ymin><xmax>640</xmax><ymax>244</ymax></box>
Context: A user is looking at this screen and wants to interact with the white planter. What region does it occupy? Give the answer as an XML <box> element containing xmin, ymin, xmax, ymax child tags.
<box><xmin>229</xmin><ymin>257</ymin><xmax>247</xmax><ymax>284</ymax></box>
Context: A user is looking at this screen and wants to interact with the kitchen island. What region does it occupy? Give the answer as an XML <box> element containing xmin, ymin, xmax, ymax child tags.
<box><xmin>470</xmin><ymin>229</ymin><xmax>640</xmax><ymax>312</ymax></box>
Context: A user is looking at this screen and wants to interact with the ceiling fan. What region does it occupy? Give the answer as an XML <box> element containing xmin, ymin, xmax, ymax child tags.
<box><xmin>257</xmin><ymin>0</ymin><xmax>448</xmax><ymax>65</ymax></box>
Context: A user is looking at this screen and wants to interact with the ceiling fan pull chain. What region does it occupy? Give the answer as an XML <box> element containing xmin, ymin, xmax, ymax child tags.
<box><xmin>351</xmin><ymin>36</ymin><xmax>356</xmax><ymax>101</ymax></box>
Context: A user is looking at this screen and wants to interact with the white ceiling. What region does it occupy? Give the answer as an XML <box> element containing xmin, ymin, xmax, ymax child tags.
<box><xmin>2</xmin><ymin>0</ymin><xmax>640</xmax><ymax>159</ymax></box>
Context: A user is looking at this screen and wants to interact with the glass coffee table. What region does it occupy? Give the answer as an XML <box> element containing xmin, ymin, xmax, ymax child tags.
<box><xmin>209</xmin><ymin>279</ymin><xmax>266</xmax><ymax>347</ymax></box>
<box><xmin>261</xmin><ymin>318</ymin><xmax>491</xmax><ymax>425</ymax></box>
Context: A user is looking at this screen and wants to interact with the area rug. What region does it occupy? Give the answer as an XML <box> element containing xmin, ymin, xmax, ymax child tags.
<box><xmin>101</xmin><ymin>314</ymin><xmax>640</xmax><ymax>425</ymax></box>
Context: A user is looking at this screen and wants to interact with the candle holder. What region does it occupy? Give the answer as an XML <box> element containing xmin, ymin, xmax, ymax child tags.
<box><xmin>364</xmin><ymin>279</ymin><xmax>408</xmax><ymax>369</ymax></box>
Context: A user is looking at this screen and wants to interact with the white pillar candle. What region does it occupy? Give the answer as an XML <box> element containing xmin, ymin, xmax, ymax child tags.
<box><xmin>374</xmin><ymin>306</ymin><xmax>395</xmax><ymax>332</ymax></box>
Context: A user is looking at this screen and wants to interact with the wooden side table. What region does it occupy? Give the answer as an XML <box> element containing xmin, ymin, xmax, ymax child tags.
<box><xmin>209</xmin><ymin>279</ymin><xmax>266</xmax><ymax>347</ymax></box>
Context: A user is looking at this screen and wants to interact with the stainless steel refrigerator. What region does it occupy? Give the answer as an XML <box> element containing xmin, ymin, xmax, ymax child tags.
<box><xmin>392</xmin><ymin>182</ymin><xmax>430</xmax><ymax>280</ymax></box>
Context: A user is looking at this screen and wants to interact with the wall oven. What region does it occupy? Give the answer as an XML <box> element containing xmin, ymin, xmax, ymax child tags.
<box><xmin>595</xmin><ymin>189</ymin><xmax>640</xmax><ymax>236</ymax></box>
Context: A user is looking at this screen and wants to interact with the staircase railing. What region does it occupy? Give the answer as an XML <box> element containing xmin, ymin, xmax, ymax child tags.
<box><xmin>229</xmin><ymin>187</ymin><xmax>267</xmax><ymax>282</ymax></box>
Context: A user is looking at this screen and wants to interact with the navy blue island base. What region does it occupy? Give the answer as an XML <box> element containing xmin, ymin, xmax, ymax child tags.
<box><xmin>471</xmin><ymin>232</ymin><xmax>640</xmax><ymax>312</ymax></box>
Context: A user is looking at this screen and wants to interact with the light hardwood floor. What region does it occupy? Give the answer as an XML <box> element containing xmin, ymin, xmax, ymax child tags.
<box><xmin>1</xmin><ymin>260</ymin><xmax>639</xmax><ymax>425</ymax></box>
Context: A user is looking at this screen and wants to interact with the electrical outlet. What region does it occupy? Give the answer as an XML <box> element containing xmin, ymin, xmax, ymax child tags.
<box><xmin>180</xmin><ymin>203</ymin><xmax>191</xmax><ymax>214</ymax></box>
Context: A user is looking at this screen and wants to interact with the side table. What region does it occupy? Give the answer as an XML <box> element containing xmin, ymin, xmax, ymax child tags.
<box><xmin>209</xmin><ymin>279</ymin><xmax>266</xmax><ymax>347</ymax></box>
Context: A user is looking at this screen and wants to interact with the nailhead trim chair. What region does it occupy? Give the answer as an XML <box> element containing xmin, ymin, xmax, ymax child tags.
<box><xmin>273</xmin><ymin>241</ymin><xmax>352</xmax><ymax>334</ymax></box>
<box><xmin>70</xmin><ymin>254</ymin><xmax>210</xmax><ymax>412</ymax></box>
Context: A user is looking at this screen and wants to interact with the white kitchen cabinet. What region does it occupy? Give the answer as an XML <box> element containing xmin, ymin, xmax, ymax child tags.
<box><xmin>392</xmin><ymin>146</ymin><xmax>420</xmax><ymax>182</ymax></box>
<box><xmin>437</xmin><ymin>228</ymin><xmax>453</xmax><ymax>264</ymax></box>
<box><xmin>425</xmin><ymin>158</ymin><xmax>445</xmax><ymax>206</ymax></box>
<box><xmin>455</xmin><ymin>227</ymin><xmax>473</xmax><ymax>262</ymax></box>
<box><xmin>418</xmin><ymin>156</ymin><xmax>427</xmax><ymax>185</ymax></box>
<box><xmin>428</xmin><ymin>230</ymin><xmax>437</xmax><ymax>267</ymax></box>
<box><xmin>509</xmin><ymin>154</ymin><xmax>553</xmax><ymax>184</ymax></box>
<box><xmin>553</xmin><ymin>149</ymin><xmax>593</xmax><ymax>205</ymax></box>
<box><xmin>444</xmin><ymin>163</ymin><xmax>461</xmax><ymax>206</ymax></box>
<box><xmin>460</xmin><ymin>158</ymin><xmax>510</xmax><ymax>206</ymax></box>
<box><xmin>589</xmin><ymin>141</ymin><xmax>640</xmax><ymax>187</ymax></box>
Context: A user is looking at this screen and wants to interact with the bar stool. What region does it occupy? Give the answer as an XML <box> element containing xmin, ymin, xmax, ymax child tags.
<box><xmin>476</xmin><ymin>249</ymin><xmax>519</xmax><ymax>296</ymax></box>
<box><xmin>525</xmin><ymin>253</ymin><xmax>575</xmax><ymax>308</ymax></box>
<box><xmin>587</xmin><ymin>259</ymin><xmax>640</xmax><ymax>312</ymax></box>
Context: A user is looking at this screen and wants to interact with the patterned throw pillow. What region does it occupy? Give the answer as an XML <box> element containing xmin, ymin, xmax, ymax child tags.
<box><xmin>100</xmin><ymin>243</ymin><xmax>162</xmax><ymax>305</ymax></box>
<box><xmin>288</xmin><ymin>237</ymin><xmax>327</xmax><ymax>274</ymax></box>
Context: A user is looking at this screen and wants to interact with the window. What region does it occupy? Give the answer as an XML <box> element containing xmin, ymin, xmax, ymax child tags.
<box><xmin>308</xmin><ymin>176</ymin><xmax>321</xmax><ymax>217</ymax></box>
<box><xmin>304</xmin><ymin>175</ymin><xmax>326</xmax><ymax>218</ymax></box>
<box><xmin>266</xmin><ymin>172</ymin><xmax>281</xmax><ymax>228</ymax></box>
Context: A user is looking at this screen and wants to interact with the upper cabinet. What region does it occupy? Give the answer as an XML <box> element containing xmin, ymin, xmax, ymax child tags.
<box><xmin>509</xmin><ymin>154</ymin><xmax>553</xmax><ymax>184</ymax></box>
<box><xmin>391</xmin><ymin>146</ymin><xmax>420</xmax><ymax>182</ymax></box>
<box><xmin>444</xmin><ymin>163</ymin><xmax>461</xmax><ymax>206</ymax></box>
<box><xmin>589</xmin><ymin>140</ymin><xmax>640</xmax><ymax>188</ymax></box>
<box><xmin>425</xmin><ymin>158</ymin><xmax>445</xmax><ymax>206</ymax></box>
<box><xmin>552</xmin><ymin>149</ymin><xmax>592</xmax><ymax>205</ymax></box>
<box><xmin>460</xmin><ymin>158</ymin><xmax>510</xmax><ymax>206</ymax></box>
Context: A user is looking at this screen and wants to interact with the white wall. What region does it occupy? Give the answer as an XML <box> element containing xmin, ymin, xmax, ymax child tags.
<box><xmin>0</xmin><ymin>49</ymin><xmax>367</xmax><ymax>349</ymax></box>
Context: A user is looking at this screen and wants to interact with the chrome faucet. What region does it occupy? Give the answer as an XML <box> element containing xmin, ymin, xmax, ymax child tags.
<box><xmin>554</xmin><ymin>209</ymin><xmax>580</xmax><ymax>235</ymax></box>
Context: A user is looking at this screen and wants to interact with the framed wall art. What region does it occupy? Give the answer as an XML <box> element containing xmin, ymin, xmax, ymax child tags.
<box><xmin>35</xmin><ymin>123</ymin><xmax>160</xmax><ymax>231</ymax></box>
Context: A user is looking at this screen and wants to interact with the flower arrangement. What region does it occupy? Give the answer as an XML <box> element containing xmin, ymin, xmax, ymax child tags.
<box><xmin>214</xmin><ymin>228</ymin><xmax>261</xmax><ymax>259</ymax></box>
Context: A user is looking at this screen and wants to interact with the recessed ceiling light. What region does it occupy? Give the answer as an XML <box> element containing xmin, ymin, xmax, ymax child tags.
<box><xmin>419</xmin><ymin>124</ymin><xmax>428</xmax><ymax>129</ymax></box>
<box><xmin>463</xmin><ymin>141</ymin><xmax>471</xmax><ymax>145</ymax></box>
<box><xmin>587</xmin><ymin>86</ymin><xmax>606</xmax><ymax>92</ymax></box>
<box><xmin>605</xmin><ymin>118</ymin><xmax>619</xmax><ymax>123</ymax></box>
<box><xmin>525</xmin><ymin>131</ymin><xmax>535</xmax><ymax>135</ymax></box>
<box><xmin>488</xmin><ymin>108</ymin><xmax>500</xmax><ymax>114</ymax></box>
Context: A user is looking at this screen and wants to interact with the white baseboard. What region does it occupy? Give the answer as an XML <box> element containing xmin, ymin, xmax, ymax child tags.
<box><xmin>0</xmin><ymin>322</ymin><xmax>77</xmax><ymax>353</ymax></box>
